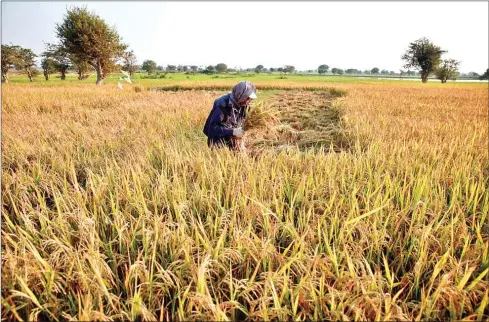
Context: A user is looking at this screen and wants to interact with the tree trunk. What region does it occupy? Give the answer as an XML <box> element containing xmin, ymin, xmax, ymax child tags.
<box><xmin>95</xmin><ymin>60</ymin><xmax>104</xmax><ymax>85</ymax></box>
<box><xmin>1</xmin><ymin>72</ymin><xmax>8</xmax><ymax>83</ymax></box>
<box><xmin>421</xmin><ymin>74</ymin><xmax>428</xmax><ymax>83</ymax></box>
<box><xmin>61</xmin><ymin>70</ymin><xmax>66</xmax><ymax>80</ymax></box>
<box><xmin>441</xmin><ymin>79</ymin><xmax>447</xmax><ymax>84</ymax></box>
<box><xmin>44</xmin><ymin>71</ymin><xmax>49</xmax><ymax>81</ymax></box>
<box><xmin>26</xmin><ymin>69</ymin><xmax>33</xmax><ymax>82</ymax></box>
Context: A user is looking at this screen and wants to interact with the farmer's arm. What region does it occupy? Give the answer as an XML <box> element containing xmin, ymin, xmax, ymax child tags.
<box><xmin>205</xmin><ymin>105</ymin><xmax>234</xmax><ymax>137</ymax></box>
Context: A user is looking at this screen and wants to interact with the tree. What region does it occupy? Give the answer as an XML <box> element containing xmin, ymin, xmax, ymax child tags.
<box><xmin>190</xmin><ymin>65</ymin><xmax>198</xmax><ymax>72</ymax></box>
<box><xmin>468</xmin><ymin>72</ymin><xmax>480</xmax><ymax>79</ymax></box>
<box><xmin>270</xmin><ymin>67</ymin><xmax>276</xmax><ymax>72</ymax></box>
<box><xmin>41</xmin><ymin>57</ymin><xmax>58</xmax><ymax>80</ymax></box>
<box><xmin>346</xmin><ymin>68</ymin><xmax>359</xmax><ymax>74</ymax></box>
<box><xmin>1</xmin><ymin>44</ymin><xmax>19</xmax><ymax>83</ymax></box>
<box><xmin>142</xmin><ymin>60</ymin><xmax>157</xmax><ymax>74</ymax></box>
<box><xmin>389</xmin><ymin>71</ymin><xmax>395</xmax><ymax>75</ymax></box>
<box><xmin>402</xmin><ymin>37</ymin><xmax>446</xmax><ymax>83</ymax></box>
<box><xmin>204</xmin><ymin>65</ymin><xmax>216</xmax><ymax>74</ymax></box>
<box><xmin>318</xmin><ymin>64</ymin><xmax>329</xmax><ymax>74</ymax></box>
<box><xmin>13</xmin><ymin>47</ymin><xmax>38</xmax><ymax>82</ymax></box>
<box><xmin>255</xmin><ymin>64</ymin><xmax>264</xmax><ymax>73</ymax></box>
<box><xmin>122</xmin><ymin>50</ymin><xmax>137</xmax><ymax>77</ymax></box>
<box><xmin>55</xmin><ymin>6</ymin><xmax>127</xmax><ymax>84</ymax></box>
<box><xmin>371</xmin><ymin>67</ymin><xmax>379</xmax><ymax>74</ymax></box>
<box><xmin>284</xmin><ymin>65</ymin><xmax>295</xmax><ymax>74</ymax></box>
<box><xmin>70</xmin><ymin>55</ymin><xmax>92</xmax><ymax>80</ymax></box>
<box><xmin>363</xmin><ymin>70</ymin><xmax>370</xmax><ymax>75</ymax></box>
<box><xmin>166</xmin><ymin>65</ymin><xmax>176</xmax><ymax>72</ymax></box>
<box><xmin>336</xmin><ymin>68</ymin><xmax>344</xmax><ymax>75</ymax></box>
<box><xmin>380</xmin><ymin>69</ymin><xmax>389</xmax><ymax>75</ymax></box>
<box><xmin>331</xmin><ymin>68</ymin><xmax>338</xmax><ymax>75</ymax></box>
<box><xmin>43</xmin><ymin>43</ymin><xmax>71</xmax><ymax>80</ymax></box>
<box><xmin>435</xmin><ymin>59</ymin><xmax>460</xmax><ymax>83</ymax></box>
<box><xmin>216</xmin><ymin>63</ymin><xmax>227</xmax><ymax>73</ymax></box>
<box><xmin>479</xmin><ymin>69</ymin><xmax>489</xmax><ymax>80</ymax></box>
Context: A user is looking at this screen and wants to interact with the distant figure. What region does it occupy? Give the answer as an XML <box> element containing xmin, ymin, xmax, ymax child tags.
<box><xmin>203</xmin><ymin>81</ymin><xmax>257</xmax><ymax>151</ymax></box>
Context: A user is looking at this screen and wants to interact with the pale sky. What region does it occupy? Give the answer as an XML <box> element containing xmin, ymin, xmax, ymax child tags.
<box><xmin>1</xmin><ymin>1</ymin><xmax>488</xmax><ymax>73</ymax></box>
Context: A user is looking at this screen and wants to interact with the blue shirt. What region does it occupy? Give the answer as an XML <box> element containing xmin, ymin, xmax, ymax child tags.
<box><xmin>203</xmin><ymin>93</ymin><xmax>246</xmax><ymax>139</ymax></box>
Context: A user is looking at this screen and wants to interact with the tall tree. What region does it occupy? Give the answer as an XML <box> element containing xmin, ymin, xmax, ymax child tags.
<box><xmin>284</xmin><ymin>65</ymin><xmax>295</xmax><ymax>74</ymax></box>
<box><xmin>1</xmin><ymin>44</ymin><xmax>19</xmax><ymax>83</ymax></box>
<box><xmin>13</xmin><ymin>47</ymin><xmax>38</xmax><ymax>82</ymax></box>
<box><xmin>435</xmin><ymin>59</ymin><xmax>460</xmax><ymax>83</ymax></box>
<box><xmin>255</xmin><ymin>65</ymin><xmax>264</xmax><ymax>73</ymax></box>
<box><xmin>122</xmin><ymin>50</ymin><xmax>137</xmax><ymax>77</ymax></box>
<box><xmin>41</xmin><ymin>57</ymin><xmax>58</xmax><ymax>80</ymax></box>
<box><xmin>371</xmin><ymin>67</ymin><xmax>379</xmax><ymax>74</ymax></box>
<box><xmin>402</xmin><ymin>37</ymin><xmax>446</xmax><ymax>83</ymax></box>
<box><xmin>55</xmin><ymin>6</ymin><xmax>127</xmax><ymax>84</ymax></box>
<box><xmin>142</xmin><ymin>60</ymin><xmax>157</xmax><ymax>74</ymax></box>
<box><xmin>318</xmin><ymin>64</ymin><xmax>329</xmax><ymax>74</ymax></box>
<box><xmin>42</xmin><ymin>43</ymin><xmax>71</xmax><ymax>80</ymax></box>
<box><xmin>216</xmin><ymin>63</ymin><xmax>227</xmax><ymax>73</ymax></box>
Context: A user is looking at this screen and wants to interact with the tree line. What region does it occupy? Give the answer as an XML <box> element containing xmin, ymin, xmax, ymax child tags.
<box><xmin>138</xmin><ymin>63</ymin><xmax>297</xmax><ymax>75</ymax></box>
<box><xmin>2</xmin><ymin>7</ymin><xmax>488</xmax><ymax>84</ymax></box>
<box><xmin>2</xmin><ymin>6</ymin><xmax>136</xmax><ymax>84</ymax></box>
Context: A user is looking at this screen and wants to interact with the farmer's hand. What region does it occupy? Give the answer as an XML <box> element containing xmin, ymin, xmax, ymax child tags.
<box><xmin>233</xmin><ymin>127</ymin><xmax>245</xmax><ymax>137</ymax></box>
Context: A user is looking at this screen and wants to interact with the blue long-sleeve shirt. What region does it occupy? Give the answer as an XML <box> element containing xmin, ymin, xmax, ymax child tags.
<box><xmin>203</xmin><ymin>93</ymin><xmax>246</xmax><ymax>138</ymax></box>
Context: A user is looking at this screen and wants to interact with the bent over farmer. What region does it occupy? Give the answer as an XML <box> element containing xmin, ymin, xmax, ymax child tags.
<box><xmin>203</xmin><ymin>81</ymin><xmax>257</xmax><ymax>151</ymax></box>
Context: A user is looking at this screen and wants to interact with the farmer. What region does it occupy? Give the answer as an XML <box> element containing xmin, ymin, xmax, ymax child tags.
<box><xmin>203</xmin><ymin>81</ymin><xmax>257</xmax><ymax>151</ymax></box>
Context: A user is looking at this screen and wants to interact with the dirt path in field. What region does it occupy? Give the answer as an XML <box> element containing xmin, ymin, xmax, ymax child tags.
<box><xmin>244</xmin><ymin>90</ymin><xmax>351</xmax><ymax>154</ymax></box>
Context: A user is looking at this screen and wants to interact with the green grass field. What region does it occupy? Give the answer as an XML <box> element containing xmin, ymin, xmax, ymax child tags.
<box><xmin>6</xmin><ymin>71</ymin><xmax>486</xmax><ymax>87</ymax></box>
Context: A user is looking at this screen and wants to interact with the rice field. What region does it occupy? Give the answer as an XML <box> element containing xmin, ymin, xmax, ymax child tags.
<box><xmin>1</xmin><ymin>78</ymin><xmax>488</xmax><ymax>321</ymax></box>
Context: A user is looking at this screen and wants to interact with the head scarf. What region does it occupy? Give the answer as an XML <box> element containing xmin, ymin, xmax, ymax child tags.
<box><xmin>230</xmin><ymin>81</ymin><xmax>257</xmax><ymax>107</ymax></box>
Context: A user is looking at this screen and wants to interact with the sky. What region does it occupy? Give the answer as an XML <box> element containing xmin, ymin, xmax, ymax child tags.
<box><xmin>1</xmin><ymin>1</ymin><xmax>488</xmax><ymax>73</ymax></box>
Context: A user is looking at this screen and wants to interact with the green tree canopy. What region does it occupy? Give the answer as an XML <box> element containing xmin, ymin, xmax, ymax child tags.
<box><xmin>55</xmin><ymin>6</ymin><xmax>127</xmax><ymax>84</ymax></box>
<box><xmin>216</xmin><ymin>63</ymin><xmax>228</xmax><ymax>73</ymax></box>
<box><xmin>318</xmin><ymin>64</ymin><xmax>329</xmax><ymax>74</ymax></box>
<box><xmin>122</xmin><ymin>50</ymin><xmax>138</xmax><ymax>77</ymax></box>
<box><xmin>402</xmin><ymin>37</ymin><xmax>446</xmax><ymax>83</ymax></box>
<box><xmin>435</xmin><ymin>58</ymin><xmax>460</xmax><ymax>83</ymax></box>
<box><xmin>142</xmin><ymin>60</ymin><xmax>157</xmax><ymax>74</ymax></box>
